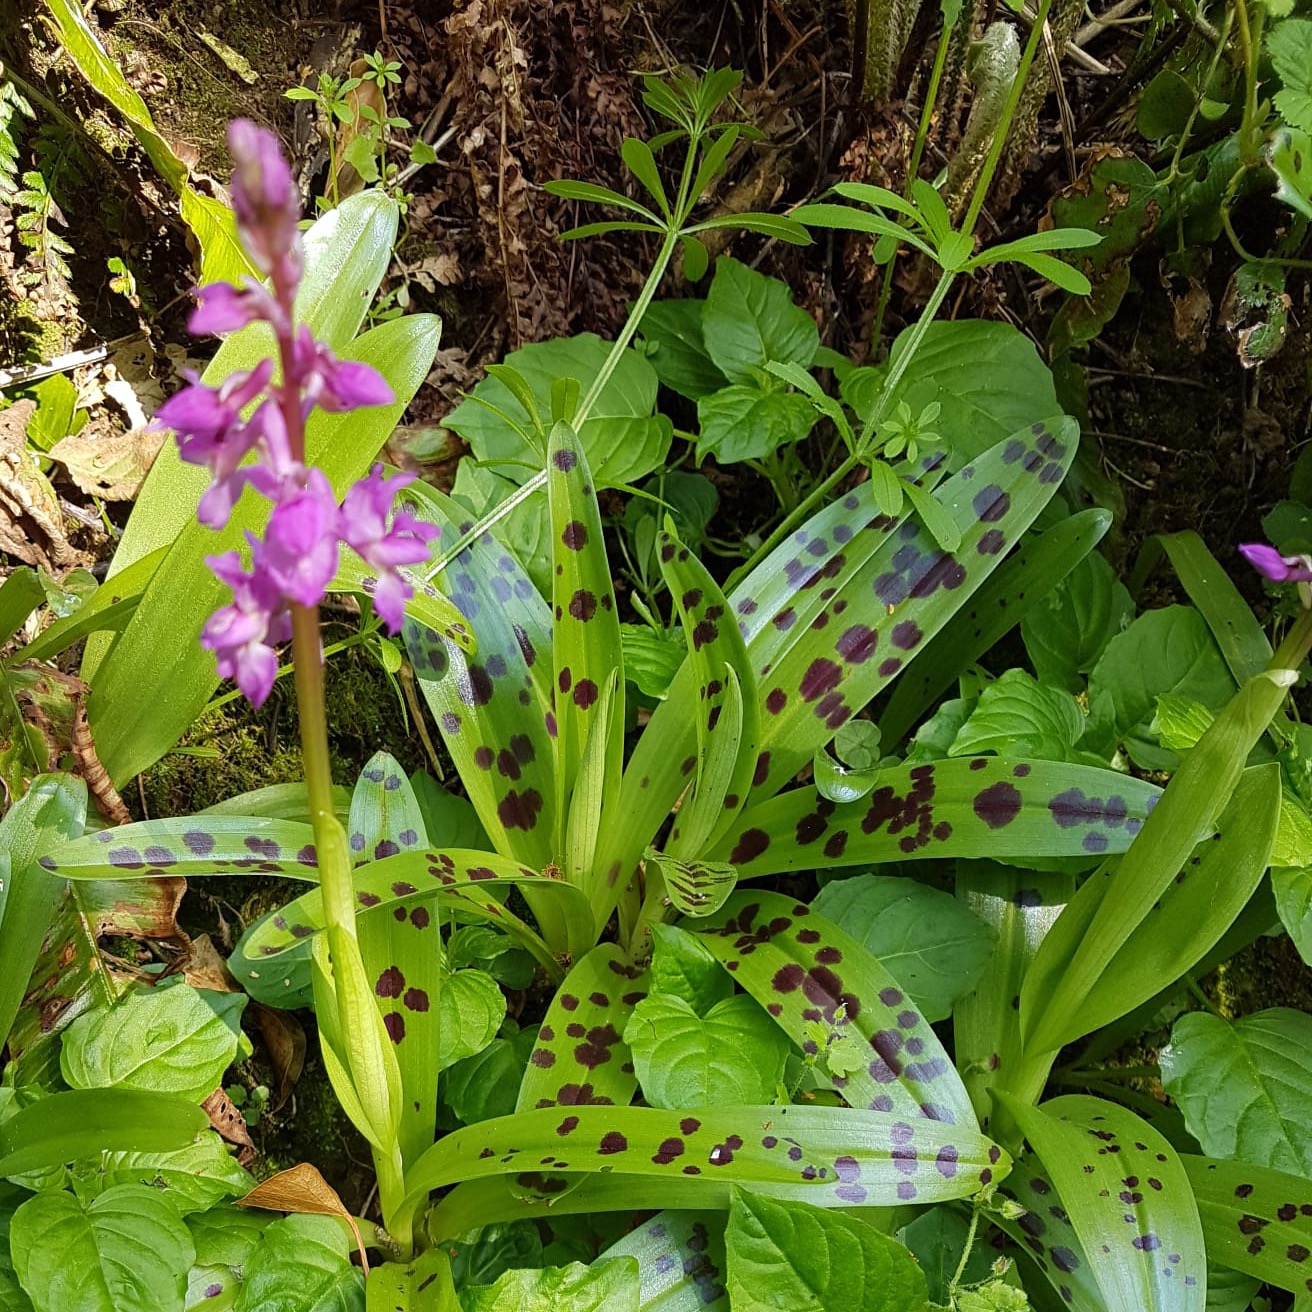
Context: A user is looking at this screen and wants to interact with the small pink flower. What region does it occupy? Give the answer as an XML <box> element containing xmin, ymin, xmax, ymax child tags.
<box><xmin>188</xmin><ymin>280</ymin><xmax>280</xmax><ymax>337</ymax></box>
<box><xmin>290</xmin><ymin>327</ymin><xmax>394</xmax><ymax>413</ymax></box>
<box><xmin>339</xmin><ymin>466</ymin><xmax>439</xmax><ymax>629</ymax></box>
<box><xmin>259</xmin><ymin>469</ymin><xmax>342</xmax><ymax>606</ymax></box>
<box><xmin>1239</xmin><ymin>543</ymin><xmax>1312</xmax><ymax>583</ymax></box>
<box><xmin>202</xmin><ymin>551</ymin><xmax>292</xmax><ymax>707</ymax></box>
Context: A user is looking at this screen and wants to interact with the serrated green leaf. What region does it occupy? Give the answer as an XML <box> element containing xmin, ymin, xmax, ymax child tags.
<box><xmin>233</xmin><ymin>1213</ymin><xmax>363</xmax><ymax>1312</ymax></box>
<box><xmin>465</xmin><ymin>1258</ymin><xmax>639</xmax><ymax>1312</ymax></box>
<box><xmin>695</xmin><ymin>384</ymin><xmax>816</xmax><ymax>465</ymax></box>
<box><xmin>437</xmin><ymin>970</ymin><xmax>506</xmax><ymax>1072</ymax></box>
<box><xmin>71</xmin><ymin>1133</ymin><xmax>251</xmax><ymax>1216</ymax></box>
<box><xmin>949</xmin><ymin>669</ymin><xmax>1088</xmax><ymax>763</ymax></box>
<box><xmin>637</xmin><ymin>300</ymin><xmax>729</xmax><ymax>399</ymax></box>
<box><xmin>648</xmin><ymin>923</ymin><xmax>734</xmax><ymax>1013</ymax></box>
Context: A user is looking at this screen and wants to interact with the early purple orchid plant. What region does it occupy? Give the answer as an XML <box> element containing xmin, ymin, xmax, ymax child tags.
<box><xmin>154</xmin><ymin>119</ymin><xmax>436</xmax><ymax>1246</ymax></box>
<box><xmin>1240</xmin><ymin>542</ymin><xmax>1312</xmax><ymax>610</ymax></box>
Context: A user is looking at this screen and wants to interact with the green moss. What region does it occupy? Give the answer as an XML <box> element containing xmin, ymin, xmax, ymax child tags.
<box><xmin>1209</xmin><ymin>934</ymin><xmax>1312</xmax><ymax>1018</ymax></box>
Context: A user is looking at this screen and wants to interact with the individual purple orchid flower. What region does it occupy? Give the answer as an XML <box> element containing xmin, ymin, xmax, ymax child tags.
<box><xmin>153</xmin><ymin>118</ymin><xmax>438</xmax><ymax>706</ymax></box>
<box><xmin>340</xmin><ymin>466</ymin><xmax>440</xmax><ymax>628</ymax></box>
<box><xmin>1239</xmin><ymin>543</ymin><xmax>1312</xmax><ymax>583</ymax></box>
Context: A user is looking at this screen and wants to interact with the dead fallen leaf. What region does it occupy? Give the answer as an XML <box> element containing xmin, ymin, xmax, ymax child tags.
<box><xmin>0</xmin><ymin>402</ymin><xmax>84</xmax><ymax>570</ymax></box>
<box><xmin>238</xmin><ymin>1163</ymin><xmax>368</xmax><ymax>1271</ymax></box>
<box><xmin>251</xmin><ymin>1002</ymin><xmax>307</xmax><ymax>1110</ymax></box>
<box><xmin>50</xmin><ymin>426</ymin><xmax>165</xmax><ymax>500</ymax></box>
<box><xmin>183</xmin><ymin>934</ymin><xmax>242</xmax><ymax>994</ymax></box>
<box><xmin>202</xmin><ymin>1086</ymin><xmax>256</xmax><ymax>1166</ymax></box>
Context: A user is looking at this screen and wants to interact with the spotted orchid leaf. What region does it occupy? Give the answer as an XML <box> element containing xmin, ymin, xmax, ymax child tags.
<box><xmin>953</xmin><ymin>861</ymin><xmax>1073</xmax><ymax>1126</ymax></box>
<box><xmin>402</xmin><ymin>485</ymin><xmax>556</xmax><ymax>866</ymax></box>
<box><xmin>603</xmin><ymin>419</ymin><xmax>1080</xmax><ymax>896</ymax></box>
<box><xmin>694</xmin><ymin>891</ymin><xmax>978</xmax><ymax>1131</ymax></box>
<box><xmin>348</xmin><ymin>753</ymin><xmax>441</xmax><ymax>1165</ymax></box>
<box><xmin>995</xmin><ymin>1159</ymin><xmax>1102</xmax><ymax>1312</ymax></box>
<box><xmin>1181</xmin><ymin>1155</ymin><xmax>1312</xmax><ymax>1297</ymax></box>
<box><xmin>1022</xmin><ymin>764</ymin><xmax>1279</xmax><ymax>1055</ymax></box>
<box><xmin>1020</xmin><ymin>665</ymin><xmax>1295</xmax><ymax>1057</ymax></box>
<box><xmin>599</xmin><ymin>1210</ymin><xmax>729</xmax><ymax>1311</ymax></box>
<box><xmin>516</xmin><ymin>944</ymin><xmax>648</xmax><ymax>1112</ymax></box>
<box><xmin>547</xmin><ymin>422</ymin><xmax>624</xmax><ymax>859</ymax></box>
<box><xmin>567</xmin><ymin>670</ymin><xmax>623</xmax><ymax>899</ymax></box>
<box><xmin>331</xmin><ymin>548</ymin><xmax>474</xmax><ymax>653</ymax></box>
<box><xmin>41</xmin><ymin>816</ymin><xmax>319</xmax><ymax>880</ymax></box>
<box><xmin>878</xmin><ymin>508</ymin><xmax>1111</xmax><ymax>745</ymax></box>
<box><xmin>236</xmin><ymin>848</ymin><xmax>576</xmax><ymax>980</ymax></box>
<box><xmin>402</xmin><ymin>485</ymin><xmax>586</xmax><ymax>955</ymax></box>
<box><xmin>705</xmin><ymin>758</ymin><xmax>1160</xmax><ymax>875</ymax></box>
<box><xmin>657</xmin><ymin>525</ymin><xmax>760</xmax><ymax>860</ymax></box>
<box><xmin>997</xmin><ymin>1094</ymin><xmax>1206</xmax><ymax>1312</ymax></box>
<box><xmin>404</xmin><ymin>1102</ymin><xmax>1010</xmax><ymax>1240</ymax></box>
<box><xmin>645</xmin><ymin>851</ymin><xmax>738</xmax><ymax>919</ymax></box>
<box><xmin>740</xmin><ymin>416</ymin><xmax>1079</xmax><ymax>801</ymax></box>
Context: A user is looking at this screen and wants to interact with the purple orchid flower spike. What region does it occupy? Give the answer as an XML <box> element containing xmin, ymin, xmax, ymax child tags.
<box><xmin>151</xmin><ymin>118</ymin><xmax>438</xmax><ymax>706</ymax></box>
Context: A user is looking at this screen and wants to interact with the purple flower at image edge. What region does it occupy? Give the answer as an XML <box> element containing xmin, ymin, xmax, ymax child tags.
<box><xmin>1239</xmin><ymin>543</ymin><xmax>1312</xmax><ymax>584</ymax></box>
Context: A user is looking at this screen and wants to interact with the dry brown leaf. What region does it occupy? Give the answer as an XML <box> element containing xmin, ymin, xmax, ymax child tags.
<box><xmin>202</xmin><ymin>1086</ymin><xmax>256</xmax><ymax>1166</ymax></box>
<box><xmin>0</xmin><ymin>402</ymin><xmax>84</xmax><ymax>570</ymax></box>
<box><xmin>49</xmin><ymin>426</ymin><xmax>165</xmax><ymax>501</ymax></box>
<box><xmin>251</xmin><ymin>1002</ymin><xmax>307</xmax><ymax>1111</ymax></box>
<box><xmin>238</xmin><ymin>1163</ymin><xmax>368</xmax><ymax>1271</ymax></box>
<box><xmin>183</xmin><ymin>934</ymin><xmax>242</xmax><ymax>994</ymax></box>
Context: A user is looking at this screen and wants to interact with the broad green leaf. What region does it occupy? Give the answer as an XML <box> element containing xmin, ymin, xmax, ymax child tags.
<box><xmin>1268</xmin><ymin>126</ymin><xmax>1312</xmax><ymax>218</ymax></box>
<box><xmin>708</xmin><ymin>758</ymin><xmax>1160</xmax><ymax>877</ymax></box>
<box><xmin>1085</xmin><ymin>606</ymin><xmax>1236</xmax><ymax>769</ymax></box>
<box><xmin>949</xmin><ymin>669</ymin><xmax>1089</xmax><ymax>764</ymax></box>
<box><xmin>12</xmin><ymin>1183</ymin><xmax>194</xmax><ymax>1312</ymax></box>
<box><xmin>811</xmin><ymin>875</ymin><xmax>996</xmax><ymax>1023</ymax></box>
<box><xmin>637</xmin><ymin>300</ymin><xmax>729</xmax><ymax>398</ymax></box>
<box><xmin>621</xmin><ymin>626</ymin><xmax>686</xmax><ymax>699</ymax></box>
<box><xmin>648</xmin><ymin>923</ymin><xmax>734</xmax><ymax>1013</ymax></box>
<box><xmin>701</xmin><ymin>257</ymin><xmax>819</xmax><ymax>383</ymax></box>
<box><xmin>60</xmin><ymin>980</ymin><xmax>247</xmax><ymax>1103</ymax></box>
<box><xmin>437</xmin><ymin>970</ymin><xmax>506</xmax><ymax>1071</ymax></box>
<box><xmin>445</xmin><ymin>1029</ymin><xmax>537</xmax><ymax>1125</ymax></box>
<box><xmin>0</xmin><ymin>568</ymin><xmax>43</xmax><ymax>646</ymax></box>
<box><xmin>1022</xmin><ymin>764</ymin><xmax>1279</xmax><ymax>1053</ymax></box>
<box><xmin>90</xmin><ymin>312</ymin><xmax>440</xmax><ymax>785</ymax></box>
<box><xmin>233</xmin><ymin>1214</ymin><xmax>363</xmax><ymax>1312</ymax></box>
<box><xmin>870</xmin><ymin>321</ymin><xmax>1061</xmax><ymax>469</ymax></box>
<box><xmin>1161</xmin><ymin>1009</ymin><xmax>1312</xmax><ymax>1175</ymax></box>
<box><xmin>516</xmin><ymin>944</ymin><xmax>648</xmax><ymax>1112</ymax></box>
<box><xmin>880</xmin><ymin>509</ymin><xmax>1112</xmax><ymax>743</ymax></box>
<box><xmin>84</xmin><ymin>190</ymin><xmax>400</xmax><ymax>658</ymax></box>
<box><xmin>1274</xmin><ymin>863</ymin><xmax>1312</xmax><ymax>963</ymax></box>
<box><xmin>0</xmin><ymin>772</ymin><xmax>87</xmax><ymax>1048</ymax></box>
<box><xmin>695</xmin><ymin>385</ymin><xmax>816</xmax><ymax>465</ymax></box>
<box><xmin>465</xmin><ymin>1259</ymin><xmax>639</xmax><ymax>1312</ymax></box>
<box><xmin>71</xmin><ymin>1133</ymin><xmax>251</xmax><ymax>1216</ymax></box>
<box><xmin>1182</xmin><ymin>1154</ymin><xmax>1312</xmax><ymax>1296</ymax></box>
<box><xmin>1021</xmin><ymin>550</ymin><xmax>1132</xmax><ymax>693</ymax></box>
<box><xmin>624</xmin><ymin>994</ymin><xmax>791</xmax><ymax>1107</ymax></box>
<box><xmin>1151</xmin><ymin>695</ymin><xmax>1215</xmax><ymax>753</ymax></box>
<box><xmin>445</xmin><ymin>335</ymin><xmax>672</xmax><ymax>488</ymax></box>
<box><xmin>601</xmin><ymin>1210</ymin><xmax>729</xmax><ymax>1311</ymax></box>
<box><xmin>695</xmin><ymin>891</ymin><xmax>978</xmax><ymax>1127</ymax></box>
<box><xmin>0</xmin><ymin>1089</ymin><xmax>209</xmax><ymax>1177</ymax></box>
<box><xmin>997</xmin><ymin>1095</ymin><xmax>1206</xmax><ymax>1312</ymax></box>
<box><xmin>184</xmin><ymin>1205</ymin><xmax>268</xmax><ymax>1312</ymax></box>
<box><xmin>1023</xmin><ymin>668</ymin><xmax>1293</xmax><ymax>1056</ymax></box>
<box><xmin>897</xmin><ymin>1205</ymin><xmax>995</xmax><ymax>1305</ymax></box>
<box><xmin>725</xmin><ymin>1189</ymin><xmax>928</xmax><ymax>1312</ymax></box>
<box><xmin>405</xmin><ymin>1101</ymin><xmax>1010</xmax><ymax>1240</ymax></box>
